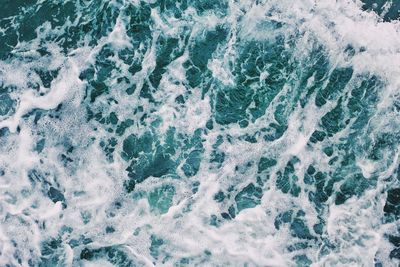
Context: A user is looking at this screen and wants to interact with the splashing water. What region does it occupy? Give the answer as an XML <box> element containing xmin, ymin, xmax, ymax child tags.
<box><xmin>0</xmin><ymin>0</ymin><xmax>399</xmax><ymax>266</ymax></box>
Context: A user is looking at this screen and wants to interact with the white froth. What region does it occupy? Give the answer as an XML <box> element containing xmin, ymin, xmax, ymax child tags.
<box><xmin>1</xmin><ymin>0</ymin><xmax>400</xmax><ymax>266</ymax></box>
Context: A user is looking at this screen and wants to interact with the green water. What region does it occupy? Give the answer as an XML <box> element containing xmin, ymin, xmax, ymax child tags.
<box><xmin>0</xmin><ymin>0</ymin><xmax>399</xmax><ymax>266</ymax></box>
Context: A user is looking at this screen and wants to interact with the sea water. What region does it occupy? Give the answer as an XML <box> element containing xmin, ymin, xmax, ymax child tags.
<box><xmin>0</xmin><ymin>0</ymin><xmax>399</xmax><ymax>266</ymax></box>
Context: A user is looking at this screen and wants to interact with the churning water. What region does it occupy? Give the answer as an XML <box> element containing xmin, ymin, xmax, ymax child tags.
<box><xmin>0</xmin><ymin>0</ymin><xmax>399</xmax><ymax>266</ymax></box>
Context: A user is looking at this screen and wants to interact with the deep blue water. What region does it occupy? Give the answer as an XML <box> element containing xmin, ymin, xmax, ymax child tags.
<box><xmin>0</xmin><ymin>0</ymin><xmax>399</xmax><ymax>266</ymax></box>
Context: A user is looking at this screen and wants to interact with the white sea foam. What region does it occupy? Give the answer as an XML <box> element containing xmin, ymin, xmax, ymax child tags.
<box><xmin>0</xmin><ymin>0</ymin><xmax>399</xmax><ymax>266</ymax></box>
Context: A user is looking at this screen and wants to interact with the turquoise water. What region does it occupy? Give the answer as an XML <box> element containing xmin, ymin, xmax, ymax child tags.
<box><xmin>0</xmin><ymin>0</ymin><xmax>399</xmax><ymax>266</ymax></box>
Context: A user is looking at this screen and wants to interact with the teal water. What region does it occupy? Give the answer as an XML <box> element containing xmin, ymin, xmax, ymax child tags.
<box><xmin>0</xmin><ymin>0</ymin><xmax>399</xmax><ymax>266</ymax></box>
